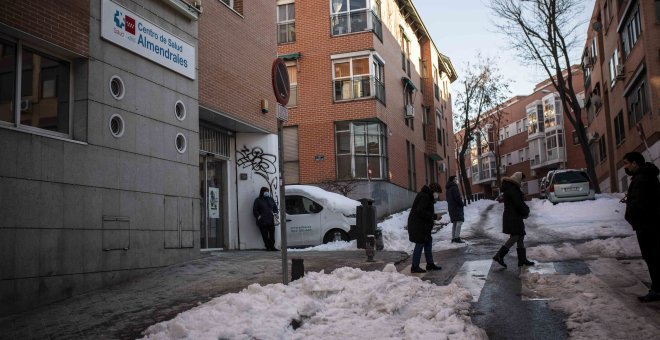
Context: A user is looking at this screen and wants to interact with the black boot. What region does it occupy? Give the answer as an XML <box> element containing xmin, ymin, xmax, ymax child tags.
<box><xmin>426</xmin><ymin>263</ymin><xmax>442</xmax><ymax>271</ymax></box>
<box><xmin>517</xmin><ymin>248</ymin><xmax>535</xmax><ymax>266</ymax></box>
<box><xmin>411</xmin><ymin>266</ymin><xmax>427</xmax><ymax>273</ymax></box>
<box><xmin>492</xmin><ymin>246</ymin><xmax>509</xmax><ymax>268</ymax></box>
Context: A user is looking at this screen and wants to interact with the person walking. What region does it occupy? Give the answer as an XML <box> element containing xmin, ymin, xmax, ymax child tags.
<box><xmin>253</xmin><ymin>187</ymin><xmax>279</xmax><ymax>251</ymax></box>
<box><xmin>492</xmin><ymin>172</ymin><xmax>534</xmax><ymax>268</ymax></box>
<box><xmin>407</xmin><ymin>182</ymin><xmax>444</xmax><ymax>273</ymax></box>
<box><xmin>446</xmin><ymin>175</ymin><xmax>465</xmax><ymax>243</ymax></box>
<box><xmin>622</xmin><ymin>151</ymin><xmax>660</xmax><ymax>302</ymax></box>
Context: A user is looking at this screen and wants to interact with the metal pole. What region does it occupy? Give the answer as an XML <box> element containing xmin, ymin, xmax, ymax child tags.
<box><xmin>277</xmin><ymin>119</ymin><xmax>288</xmax><ymax>284</ymax></box>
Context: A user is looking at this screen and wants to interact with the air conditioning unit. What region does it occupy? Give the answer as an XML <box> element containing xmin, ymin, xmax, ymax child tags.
<box><xmin>615</xmin><ymin>65</ymin><xmax>625</xmax><ymax>79</ymax></box>
<box><xmin>438</xmin><ymin>163</ymin><xmax>446</xmax><ymax>173</ymax></box>
<box><xmin>404</xmin><ymin>104</ymin><xmax>415</xmax><ymax>118</ymax></box>
<box><xmin>20</xmin><ymin>99</ymin><xmax>31</xmax><ymax>111</ymax></box>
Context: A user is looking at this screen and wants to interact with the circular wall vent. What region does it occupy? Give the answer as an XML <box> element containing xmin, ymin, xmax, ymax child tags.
<box><xmin>109</xmin><ymin>75</ymin><xmax>125</xmax><ymax>100</ymax></box>
<box><xmin>175</xmin><ymin>100</ymin><xmax>186</xmax><ymax>121</ymax></box>
<box><xmin>109</xmin><ymin>114</ymin><xmax>125</xmax><ymax>138</ymax></box>
<box><xmin>175</xmin><ymin>133</ymin><xmax>187</xmax><ymax>153</ymax></box>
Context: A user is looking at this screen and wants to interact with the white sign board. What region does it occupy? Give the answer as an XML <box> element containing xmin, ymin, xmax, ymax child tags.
<box><xmin>208</xmin><ymin>187</ymin><xmax>220</xmax><ymax>219</ymax></box>
<box><xmin>101</xmin><ymin>0</ymin><xmax>196</xmax><ymax>79</ymax></box>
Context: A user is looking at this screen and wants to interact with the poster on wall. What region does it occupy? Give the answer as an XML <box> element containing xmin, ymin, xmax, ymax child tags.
<box><xmin>208</xmin><ymin>187</ymin><xmax>219</xmax><ymax>219</ymax></box>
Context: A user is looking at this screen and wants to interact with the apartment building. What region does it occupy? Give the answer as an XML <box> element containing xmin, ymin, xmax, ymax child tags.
<box><xmin>276</xmin><ymin>0</ymin><xmax>457</xmax><ymax>217</ymax></box>
<box><xmin>0</xmin><ymin>0</ymin><xmax>279</xmax><ymax>314</ymax></box>
<box><xmin>581</xmin><ymin>0</ymin><xmax>660</xmax><ymax>193</ymax></box>
<box><xmin>459</xmin><ymin>70</ymin><xmax>587</xmax><ymax>199</ymax></box>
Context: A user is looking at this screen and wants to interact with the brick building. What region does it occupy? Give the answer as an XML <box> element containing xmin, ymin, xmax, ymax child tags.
<box><xmin>581</xmin><ymin>0</ymin><xmax>660</xmax><ymax>193</ymax></box>
<box><xmin>276</xmin><ymin>0</ymin><xmax>457</xmax><ymax>217</ymax></box>
<box><xmin>458</xmin><ymin>69</ymin><xmax>587</xmax><ymax>199</ymax></box>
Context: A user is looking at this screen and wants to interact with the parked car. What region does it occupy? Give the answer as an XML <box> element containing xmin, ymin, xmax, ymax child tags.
<box><xmin>539</xmin><ymin>170</ymin><xmax>557</xmax><ymax>199</ymax></box>
<box><xmin>284</xmin><ymin>185</ymin><xmax>359</xmax><ymax>247</ymax></box>
<box><xmin>546</xmin><ymin>169</ymin><xmax>595</xmax><ymax>204</ymax></box>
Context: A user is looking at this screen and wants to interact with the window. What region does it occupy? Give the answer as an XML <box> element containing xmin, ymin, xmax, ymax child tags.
<box><xmin>331</xmin><ymin>0</ymin><xmax>381</xmax><ymax>38</ymax></box>
<box><xmin>286</xmin><ymin>195</ymin><xmax>322</xmax><ymax>215</ymax></box>
<box><xmin>0</xmin><ymin>39</ymin><xmax>71</xmax><ymax>137</ymax></box>
<box><xmin>283</xmin><ymin>126</ymin><xmax>300</xmax><ymax>184</ymax></box>
<box><xmin>404</xmin><ymin>90</ymin><xmax>413</xmax><ymax>128</ymax></box>
<box><xmin>614</xmin><ymin>111</ymin><xmax>625</xmax><ymax>145</ymax></box>
<box><xmin>332</xmin><ymin>53</ymin><xmax>384</xmax><ymax>103</ymax></box>
<box><xmin>335</xmin><ymin>121</ymin><xmax>388</xmax><ymax>180</ymax></box>
<box><xmin>598</xmin><ymin>137</ymin><xmax>607</xmax><ymax>164</ymax></box>
<box><xmin>277</xmin><ymin>3</ymin><xmax>295</xmax><ymax>44</ymax></box>
<box><xmin>516</xmin><ymin>121</ymin><xmax>522</xmax><ymax>134</ymax></box>
<box><xmin>436</xmin><ymin>110</ymin><xmax>442</xmax><ymax>145</ymax></box>
<box><xmin>286</xmin><ymin>64</ymin><xmax>298</xmax><ymax>107</ymax></box>
<box><xmin>543</xmin><ymin>95</ymin><xmax>562</xmax><ymax>129</ymax></box>
<box><xmin>608</xmin><ymin>49</ymin><xmax>620</xmax><ymax>87</ymax></box>
<box><xmin>621</xmin><ymin>3</ymin><xmax>641</xmax><ymax>58</ymax></box>
<box><xmin>433</xmin><ymin>66</ymin><xmax>440</xmax><ymax>100</ymax></box>
<box><xmin>400</xmin><ymin>27</ymin><xmax>411</xmax><ymax>76</ymax></box>
<box><xmin>406</xmin><ymin>142</ymin><xmax>416</xmax><ymax>190</ymax></box>
<box><xmin>626</xmin><ymin>76</ymin><xmax>648</xmax><ymax>128</ymax></box>
<box><xmin>546</xmin><ymin>129</ymin><xmax>564</xmax><ymax>152</ymax></box>
<box><xmin>220</xmin><ymin>0</ymin><xmax>242</xmax><ymax>13</ymax></box>
<box><xmin>527</xmin><ymin>102</ymin><xmax>544</xmax><ymax>134</ymax></box>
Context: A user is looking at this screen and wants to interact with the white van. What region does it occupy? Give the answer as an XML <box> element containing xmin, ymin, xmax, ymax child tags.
<box><xmin>283</xmin><ymin>185</ymin><xmax>359</xmax><ymax>247</ymax></box>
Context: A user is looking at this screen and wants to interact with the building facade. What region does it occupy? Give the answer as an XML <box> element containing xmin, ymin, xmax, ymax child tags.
<box><xmin>0</xmin><ymin>0</ymin><xmax>281</xmax><ymax>315</ymax></box>
<box><xmin>276</xmin><ymin>0</ymin><xmax>457</xmax><ymax>218</ymax></box>
<box><xmin>458</xmin><ymin>70</ymin><xmax>587</xmax><ymax>199</ymax></box>
<box><xmin>581</xmin><ymin>0</ymin><xmax>660</xmax><ymax>193</ymax></box>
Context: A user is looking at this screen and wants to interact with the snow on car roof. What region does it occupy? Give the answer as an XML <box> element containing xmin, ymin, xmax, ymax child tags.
<box><xmin>285</xmin><ymin>185</ymin><xmax>361</xmax><ymax>215</ymax></box>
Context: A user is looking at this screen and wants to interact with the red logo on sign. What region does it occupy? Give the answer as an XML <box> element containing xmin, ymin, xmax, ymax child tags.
<box><xmin>125</xmin><ymin>16</ymin><xmax>136</xmax><ymax>35</ymax></box>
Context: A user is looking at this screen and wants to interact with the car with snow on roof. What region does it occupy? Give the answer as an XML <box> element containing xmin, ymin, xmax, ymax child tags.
<box><xmin>284</xmin><ymin>185</ymin><xmax>360</xmax><ymax>247</ymax></box>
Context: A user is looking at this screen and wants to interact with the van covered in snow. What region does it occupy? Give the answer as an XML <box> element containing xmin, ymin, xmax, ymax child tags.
<box><xmin>284</xmin><ymin>185</ymin><xmax>360</xmax><ymax>247</ymax></box>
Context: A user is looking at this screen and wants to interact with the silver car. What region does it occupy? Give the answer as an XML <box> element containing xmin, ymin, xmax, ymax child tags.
<box><xmin>546</xmin><ymin>170</ymin><xmax>595</xmax><ymax>204</ymax></box>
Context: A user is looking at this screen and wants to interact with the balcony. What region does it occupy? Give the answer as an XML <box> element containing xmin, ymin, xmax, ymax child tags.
<box><xmin>333</xmin><ymin>76</ymin><xmax>385</xmax><ymax>103</ymax></box>
<box><xmin>473</xmin><ymin>169</ymin><xmax>498</xmax><ymax>184</ymax></box>
<box><xmin>331</xmin><ymin>9</ymin><xmax>382</xmax><ymax>40</ymax></box>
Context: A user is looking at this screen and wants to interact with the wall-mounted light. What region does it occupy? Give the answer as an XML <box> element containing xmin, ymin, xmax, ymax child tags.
<box><xmin>261</xmin><ymin>99</ymin><xmax>269</xmax><ymax>114</ymax></box>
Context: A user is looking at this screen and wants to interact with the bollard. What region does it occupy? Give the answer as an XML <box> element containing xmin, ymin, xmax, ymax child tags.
<box><xmin>291</xmin><ymin>258</ymin><xmax>304</xmax><ymax>281</ymax></box>
<box><xmin>365</xmin><ymin>235</ymin><xmax>375</xmax><ymax>262</ymax></box>
<box><xmin>374</xmin><ymin>229</ymin><xmax>384</xmax><ymax>251</ymax></box>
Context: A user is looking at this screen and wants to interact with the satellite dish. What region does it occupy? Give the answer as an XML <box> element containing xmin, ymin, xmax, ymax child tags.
<box><xmin>592</xmin><ymin>21</ymin><xmax>602</xmax><ymax>32</ymax></box>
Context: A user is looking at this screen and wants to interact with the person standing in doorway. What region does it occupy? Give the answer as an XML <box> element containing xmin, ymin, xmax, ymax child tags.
<box><xmin>622</xmin><ymin>151</ymin><xmax>660</xmax><ymax>302</ymax></box>
<box><xmin>446</xmin><ymin>175</ymin><xmax>465</xmax><ymax>243</ymax></box>
<box><xmin>407</xmin><ymin>182</ymin><xmax>444</xmax><ymax>273</ymax></box>
<box><xmin>492</xmin><ymin>172</ymin><xmax>534</xmax><ymax>268</ymax></box>
<box><xmin>253</xmin><ymin>187</ymin><xmax>279</xmax><ymax>251</ymax></box>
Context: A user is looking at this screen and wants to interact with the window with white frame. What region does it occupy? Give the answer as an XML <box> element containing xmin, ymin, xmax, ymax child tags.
<box><xmin>331</xmin><ymin>0</ymin><xmax>381</xmax><ymax>38</ymax></box>
<box><xmin>543</xmin><ymin>95</ymin><xmax>562</xmax><ymax>129</ymax></box>
<box><xmin>400</xmin><ymin>27</ymin><xmax>411</xmax><ymax>76</ymax></box>
<box><xmin>608</xmin><ymin>49</ymin><xmax>620</xmax><ymax>87</ymax></box>
<box><xmin>277</xmin><ymin>2</ymin><xmax>295</xmax><ymax>44</ymax></box>
<box><xmin>335</xmin><ymin>120</ymin><xmax>388</xmax><ymax>180</ymax></box>
<box><xmin>332</xmin><ymin>53</ymin><xmax>384</xmax><ymax>102</ymax></box>
<box><xmin>0</xmin><ymin>38</ymin><xmax>71</xmax><ymax>137</ymax></box>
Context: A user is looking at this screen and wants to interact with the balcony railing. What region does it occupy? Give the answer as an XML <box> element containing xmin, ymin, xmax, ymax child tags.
<box><xmin>331</xmin><ymin>9</ymin><xmax>382</xmax><ymax>39</ymax></box>
<box><xmin>333</xmin><ymin>76</ymin><xmax>385</xmax><ymax>103</ymax></box>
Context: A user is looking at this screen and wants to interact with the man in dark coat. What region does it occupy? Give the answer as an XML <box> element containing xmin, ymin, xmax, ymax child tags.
<box><xmin>622</xmin><ymin>151</ymin><xmax>660</xmax><ymax>302</ymax></box>
<box><xmin>407</xmin><ymin>182</ymin><xmax>443</xmax><ymax>273</ymax></box>
<box><xmin>253</xmin><ymin>187</ymin><xmax>279</xmax><ymax>251</ymax></box>
<box><xmin>446</xmin><ymin>175</ymin><xmax>465</xmax><ymax>243</ymax></box>
<box><xmin>492</xmin><ymin>172</ymin><xmax>534</xmax><ymax>268</ymax></box>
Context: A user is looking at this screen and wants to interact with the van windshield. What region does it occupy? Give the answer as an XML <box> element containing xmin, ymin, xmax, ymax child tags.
<box><xmin>553</xmin><ymin>171</ymin><xmax>589</xmax><ymax>184</ymax></box>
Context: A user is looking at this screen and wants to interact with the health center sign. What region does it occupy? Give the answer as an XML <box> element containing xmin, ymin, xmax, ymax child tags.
<box><xmin>101</xmin><ymin>0</ymin><xmax>196</xmax><ymax>79</ymax></box>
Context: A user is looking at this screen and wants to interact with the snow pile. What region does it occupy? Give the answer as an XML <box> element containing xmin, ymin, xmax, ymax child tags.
<box><xmin>528</xmin><ymin>236</ymin><xmax>641</xmax><ymax>261</ymax></box>
<box><xmin>141</xmin><ymin>267</ymin><xmax>487</xmax><ymax>340</ymax></box>
<box><xmin>521</xmin><ymin>264</ymin><xmax>660</xmax><ymax>339</ymax></box>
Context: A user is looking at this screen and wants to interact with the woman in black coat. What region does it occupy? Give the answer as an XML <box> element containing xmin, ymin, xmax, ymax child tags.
<box><xmin>446</xmin><ymin>176</ymin><xmax>465</xmax><ymax>243</ymax></box>
<box><xmin>407</xmin><ymin>183</ymin><xmax>443</xmax><ymax>273</ymax></box>
<box><xmin>492</xmin><ymin>172</ymin><xmax>534</xmax><ymax>268</ymax></box>
<box><xmin>253</xmin><ymin>187</ymin><xmax>279</xmax><ymax>251</ymax></box>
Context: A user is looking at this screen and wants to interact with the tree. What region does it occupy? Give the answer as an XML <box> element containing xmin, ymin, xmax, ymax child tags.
<box><xmin>490</xmin><ymin>0</ymin><xmax>600</xmax><ymax>193</ymax></box>
<box><xmin>454</xmin><ymin>56</ymin><xmax>511</xmax><ymax>202</ymax></box>
<box><xmin>481</xmin><ymin>101</ymin><xmax>510</xmax><ymax>188</ymax></box>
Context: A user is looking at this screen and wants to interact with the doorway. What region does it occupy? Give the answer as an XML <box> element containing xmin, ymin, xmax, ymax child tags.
<box><xmin>200</xmin><ymin>155</ymin><xmax>227</xmax><ymax>249</ymax></box>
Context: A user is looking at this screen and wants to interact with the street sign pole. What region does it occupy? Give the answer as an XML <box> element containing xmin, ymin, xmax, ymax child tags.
<box><xmin>278</xmin><ymin>117</ymin><xmax>288</xmax><ymax>284</ymax></box>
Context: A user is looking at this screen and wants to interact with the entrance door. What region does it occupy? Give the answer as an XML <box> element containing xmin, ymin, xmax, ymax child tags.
<box><xmin>200</xmin><ymin>156</ymin><xmax>227</xmax><ymax>249</ymax></box>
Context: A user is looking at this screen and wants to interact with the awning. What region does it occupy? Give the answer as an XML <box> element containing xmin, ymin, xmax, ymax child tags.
<box><xmin>401</xmin><ymin>76</ymin><xmax>417</xmax><ymax>91</ymax></box>
<box><xmin>278</xmin><ymin>52</ymin><xmax>301</xmax><ymax>61</ymax></box>
<box><xmin>429</xmin><ymin>153</ymin><xmax>444</xmax><ymax>161</ymax></box>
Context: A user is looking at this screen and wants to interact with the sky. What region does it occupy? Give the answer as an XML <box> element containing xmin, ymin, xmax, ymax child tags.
<box><xmin>140</xmin><ymin>194</ymin><xmax>658</xmax><ymax>339</ymax></box>
<box><xmin>412</xmin><ymin>0</ymin><xmax>596</xmax><ymax>97</ymax></box>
